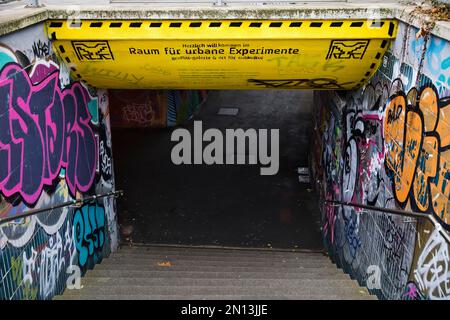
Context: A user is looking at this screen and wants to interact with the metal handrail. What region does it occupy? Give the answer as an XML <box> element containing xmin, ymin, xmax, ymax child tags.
<box><xmin>0</xmin><ymin>190</ymin><xmax>123</xmax><ymax>226</ymax></box>
<box><xmin>324</xmin><ymin>198</ymin><xmax>450</xmax><ymax>244</ymax></box>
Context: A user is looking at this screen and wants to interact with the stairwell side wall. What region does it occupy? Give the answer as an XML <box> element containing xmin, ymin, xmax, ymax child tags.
<box><xmin>0</xmin><ymin>23</ymin><xmax>119</xmax><ymax>300</ymax></box>
<box><xmin>313</xmin><ymin>19</ymin><xmax>450</xmax><ymax>300</ymax></box>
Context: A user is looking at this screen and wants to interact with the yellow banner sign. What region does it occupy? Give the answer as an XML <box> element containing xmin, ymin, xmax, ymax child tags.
<box><xmin>47</xmin><ymin>20</ymin><xmax>397</xmax><ymax>90</ymax></box>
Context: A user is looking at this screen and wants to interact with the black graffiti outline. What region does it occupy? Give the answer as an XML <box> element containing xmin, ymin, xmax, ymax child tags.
<box><xmin>72</xmin><ymin>40</ymin><xmax>115</xmax><ymax>61</ymax></box>
<box><xmin>326</xmin><ymin>39</ymin><xmax>370</xmax><ymax>60</ymax></box>
<box><xmin>248</xmin><ymin>78</ymin><xmax>354</xmax><ymax>89</ymax></box>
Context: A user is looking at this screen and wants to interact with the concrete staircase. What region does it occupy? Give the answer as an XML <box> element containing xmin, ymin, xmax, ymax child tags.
<box><xmin>55</xmin><ymin>245</ymin><xmax>376</xmax><ymax>300</ymax></box>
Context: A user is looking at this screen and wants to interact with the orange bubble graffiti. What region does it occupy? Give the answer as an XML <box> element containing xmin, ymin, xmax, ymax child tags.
<box><xmin>384</xmin><ymin>86</ymin><xmax>450</xmax><ymax>227</ymax></box>
<box><xmin>384</xmin><ymin>94</ymin><xmax>423</xmax><ymax>204</ymax></box>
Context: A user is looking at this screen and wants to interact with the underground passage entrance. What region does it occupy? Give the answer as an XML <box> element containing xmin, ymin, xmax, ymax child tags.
<box><xmin>43</xmin><ymin>17</ymin><xmax>398</xmax><ymax>253</ymax></box>
<box><xmin>112</xmin><ymin>90</ymin><xmax>323</xmax><ymax>250</ymax></box>
<box><xmin>47</xmin><ymin>19</ymin><xmax>397</xmax><ymax>251</ymax></box>
<box><xmin>2</xmin><ymin>0</ymin><xmax>449</xmax><ymax>300</ymax></box>
<box><xmin>47</xmin><ymin>18</ymin><xmax>396</xmax><ymax>250</ymax></box>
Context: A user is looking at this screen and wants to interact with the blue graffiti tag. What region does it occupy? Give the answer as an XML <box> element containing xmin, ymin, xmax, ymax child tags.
<box><xmin>73</xmin><ymin>203</ymin><xmax>106</xmax><ymax>268</ymax></box>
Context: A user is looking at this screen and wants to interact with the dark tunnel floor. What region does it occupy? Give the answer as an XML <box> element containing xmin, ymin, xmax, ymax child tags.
<box><xmin>112</xmin><ymin>90</ymin><xmax>324</xmax><ymax>250</ymax></box>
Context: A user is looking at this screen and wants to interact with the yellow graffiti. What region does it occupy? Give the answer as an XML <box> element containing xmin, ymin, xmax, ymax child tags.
<box><xmin>430</xmin><ymin>149</ymin><xmax>450</xmax><ymax>225</ymax></box>
<box><xmin>46</xmin><ymin>20</ymin><xmax>397</xmax><ymax>90</ymax></box>
<box><xmin>11</xmin><ymin>255</ymin><xmax>23</xmax><ymax>285</ymax></box>
<box><xmin>23</xmin><ymin>281</ymin><xmax>38</xmax><ymax>300</ymax></box>
<box><xmin>385</xmin><ymin>95</ymin><xmax>423</xmax><ymax>203</ymax></box>
<box><xmin>385</xmin><ymin>86</ymin><xmax>450</xmax><ymax>227</ymax></box>
<box><xmin>414</xmin><ymin>135</ymin><xmax>438</xmax><ymax>211</ymax></box>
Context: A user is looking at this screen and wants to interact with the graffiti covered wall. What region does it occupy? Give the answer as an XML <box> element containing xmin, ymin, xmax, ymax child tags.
<box><xmin>0</xmin><ymin>24</ymin><xmax>118</xmax><ymax>300</ymax></box>
<box><xmin>110</xmin><ymin>89</ymin><xmax>207</xmax><ymax>128</ymax></box>
<box><xmin>313</xmin><ymin>21</ymin><xmax>450</xmax><ymax>300</ymax></box>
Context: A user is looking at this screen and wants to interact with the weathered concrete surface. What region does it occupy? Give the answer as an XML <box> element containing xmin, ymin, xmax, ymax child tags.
<box><xmin>0</xmin><ymin>1</ymin><xmax>449</xmax><ymax>40</ymax></box>
<box><xmin>0</xmin><ymin>6</ymin><xmax>47</xmax><ymax>36</ymax></box>
<box><xmin>54</xmin><ymin>245</ymin><xmax>377</xmax><ymax>300</ymax></box>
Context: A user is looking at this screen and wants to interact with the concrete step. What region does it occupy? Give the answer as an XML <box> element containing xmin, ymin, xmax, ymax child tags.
<box><xmin>81</xmin><ymin>277</ymin><xmax>361</xmax><ymax>288</ymax></box>
<box><xmin>92</xmin><ymin>264</ymin><xmax>338</xmax><ymax>272</ymax></box>
<box><xmin>83</xmin><ymin>270</ymin><xmax>352</xmax><ymax>280</ymax></box>
<box><xmin>61</xmin><ymin>285</ymin><xmax>371</xmax><ymax>297</ymax></box>
<box><xmin>117</xmin><ymin>246</ymin><xmax>326</xmax><ymax>257</ymax></box>
<box><xmin>55</xmin><ymin>294</ymin><xmax>377</xmax><ymax>300</ymax></box>
<box><xmin>99</xmin><ymin>258</ymin><xmax>333</xmax><ymax>268</ymax></box>
<box><xmin>111</xmin><ymin>253</ymin><xmax>329</xmax><ymax>262</ymax></box>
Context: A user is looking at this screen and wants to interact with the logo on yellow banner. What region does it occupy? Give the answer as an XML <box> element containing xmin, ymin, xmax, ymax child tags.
<box><xmin>326</xmin><ymin>40</ymin><xmax>370</xmax><ymax>60</ymax></box>
<box><xmin>72</xmin><ymin>41</ymin><xmax>114</xmax><ymax>61</ymax></box>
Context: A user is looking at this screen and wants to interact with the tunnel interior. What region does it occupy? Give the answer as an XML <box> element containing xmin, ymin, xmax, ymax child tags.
<box><xmin>111</xmin><ymin>89</ymin><xmax>324</xmax><ymax>250</ymax></box>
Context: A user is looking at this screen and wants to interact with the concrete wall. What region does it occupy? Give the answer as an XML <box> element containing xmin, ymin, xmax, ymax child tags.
<box><xmin>313</xmin><ymin>20</ymin><xmax>450</xmax><ymax>300</ymax></box>
<box><xmin>0</xmin><ymin>23</ymin><xmax>118</xmax><ymax>300</ymax></box>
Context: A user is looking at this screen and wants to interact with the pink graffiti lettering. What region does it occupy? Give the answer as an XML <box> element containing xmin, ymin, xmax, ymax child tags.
<box><xmin>0</xmin><ymin>63</ymin><xmax>97</xmax><ymax>204</ymax></box>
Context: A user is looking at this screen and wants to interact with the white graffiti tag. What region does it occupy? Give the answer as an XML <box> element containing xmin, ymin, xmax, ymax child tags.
<box><xmin>414</xmin><ymin>229</ymin><xmax>450</xmax><ymax>299</ymax></box>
